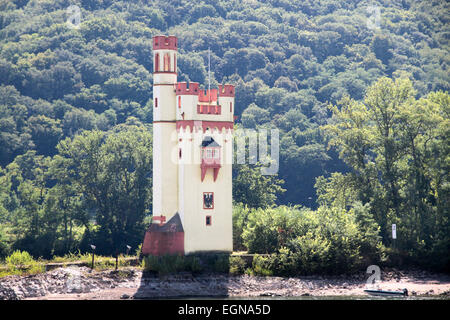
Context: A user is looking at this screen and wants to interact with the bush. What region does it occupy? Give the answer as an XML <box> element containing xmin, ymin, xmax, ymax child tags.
<box><xmin>142</xmin><ymin>254</ymin><xmax>204</xmax><ymax>275</ymax></box>
<box><xmin>287</xmin><ymin>233</ymin><xmax>331</xmax><ymax>274</ymax></box>
<box><xmin>250</xmin><ymin>254</ymin><xmax>274</xmax><ymax>276</ymax></box>
<box><xmin>213</xmin><ymin>255</ymin><xmax>230</xmax><ymax>273</ymax></box>
<box><xmin>233</xmin><ymin>204</ymin><xmax>250</xmax><ymax>251</ymax></box>
<box><xmin>6</xmin><ymin>250</ymin><xmax>35</xmax><ymax>267</ymax></box>
<box><xmin>240</xmin><ymin>205</ymin><xmax>386</xmax><ymax>275</ymax></box>
<box><xmin>242</xmin><ymin>206</ymin><xmax>310</xmax><ymax>254</ymax></box>
<box><xmin>229</xmin><ymin>256</ymin><xmax>247</xmax><ymax>275</ymax></box>
<box><xmin>185</xmin><ymin>256</ymin><xmax>203</xmax><ymax>273</ymax></box>
<box><xmin>5</xmin><ymin>250</ymin><xmax>44</xmax><ymax>275</ymax></box>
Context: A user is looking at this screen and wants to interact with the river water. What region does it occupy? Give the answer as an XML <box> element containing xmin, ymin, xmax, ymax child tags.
<box><xmin>178</xmin><ymin>295</ymin><xmax>449</xmax><ymax>300</ymax></box>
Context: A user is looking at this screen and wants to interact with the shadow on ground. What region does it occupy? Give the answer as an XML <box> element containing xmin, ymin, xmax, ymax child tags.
<box><xmin>133</xmin><ymin>253</ymin><xmax>232</xmax><ymax>299</ymax></box>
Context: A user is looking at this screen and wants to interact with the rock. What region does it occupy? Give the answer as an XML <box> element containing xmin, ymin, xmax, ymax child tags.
<box><xmin>0</xmin><ymin>286</ymin><xmax>19</xmax><ymax>300</ymax></box>
<box><xmin>120</xmin><ymin>294</ymin><xmax>130</xmax><ymax>299</ymax></box>
<box><xmin>301</xmin><ymin>293</ymin><xmax>311</xmax><ymax>296</ymax></box>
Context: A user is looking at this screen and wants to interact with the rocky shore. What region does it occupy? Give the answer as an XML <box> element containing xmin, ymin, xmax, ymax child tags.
<box><xmin>0</xmin><ymin>267</ymin><xmax>449</xmax><ymax>300</ymax></box>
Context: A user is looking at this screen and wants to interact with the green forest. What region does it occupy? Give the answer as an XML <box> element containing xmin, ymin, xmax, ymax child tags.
<box><xmin>0</xmin><ymin>0</ymin><xmax>448</xmax><ymax>273</ymax></box>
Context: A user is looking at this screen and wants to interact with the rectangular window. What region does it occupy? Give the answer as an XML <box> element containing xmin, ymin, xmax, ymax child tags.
<box><xmin>155</xmin><ymin>97</ymin><xmax>158</xmax><ymax>108</ymax></box>
<box><xmin>206</xmin><ymin>216</ymin><xmax>212</xmax><ymax>226</ymax></box>
<box><xmin>203</xmin><ymin>192</ymin><xmax>214</xmax><ymax>209</ymax></box>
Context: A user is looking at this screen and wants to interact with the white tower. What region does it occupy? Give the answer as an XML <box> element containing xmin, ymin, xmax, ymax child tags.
<box><xmin>144</xmin><ymin>35</ymin><xmax>235</xmax><ymax>256</ymax></box>
<box><xmin>152</xmin><ymin>35</ymin><xmax>178</xmax><ymax>222</ymax></box>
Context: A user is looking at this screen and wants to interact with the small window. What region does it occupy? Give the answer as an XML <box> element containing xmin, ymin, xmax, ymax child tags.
<box><xmin>178</xmin><ymin>96</ymin><xmax>181</xmax><ymax>109</ymax></box>
<box><xmin>179</xmin><ymin>148</ymin><xmax>182</xmax><ymax>159</ymax></box>
<box><xmin>206</xmin><ymin>216</ymin><xmax>212</xmax><ymax>226</ymax></box>
<box><xmin>155</xmin><ymin>97</ymin><xmax>158</xmax><ymax>108</ymax></box>
<box><xmin>230</xmin><ymin>102</ymin><xmax>232</xmax><ymax>113</ymax></box>
<box><xmin>203</xmin><ymin>192</ymin><xmax>214</xmax><ymax>209</ymax></box>
<box><xmin>155</xmin><ymin>53</ymin><xmax>159</xmax><ymax>72</ymax></box>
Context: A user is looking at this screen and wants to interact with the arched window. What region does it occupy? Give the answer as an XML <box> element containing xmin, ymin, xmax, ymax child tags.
<box><xmin>155</xmin><ymin>53</ymin><xmax>159</xmax><ymax>72</ymax></box>
<box><xmin>164</xmin><ymin>53</ymin><xmax>170</xmax><ymax>72</ymax></box>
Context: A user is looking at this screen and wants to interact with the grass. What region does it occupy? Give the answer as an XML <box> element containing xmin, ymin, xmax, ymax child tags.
<box><xmin>0</xmin><ymin>251</ymin><xmax>253</xmax><ymax>278</ymax></box>
<box><xmin>0</xmin><ymin>251</ymin><xmax>140</xmax><ymax>278</ymax></box>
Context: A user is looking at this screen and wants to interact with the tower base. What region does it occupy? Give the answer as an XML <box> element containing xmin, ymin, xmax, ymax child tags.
<box><xmin>141</xmin><ymin>213</ymin><xmax>184</xmax><ymax>256</ymax></box>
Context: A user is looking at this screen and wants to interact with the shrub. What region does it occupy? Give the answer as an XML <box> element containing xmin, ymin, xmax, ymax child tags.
<box><xmin>229</xmin><ymin>256</ymin><xmax>247</xmax><ymax>274</ymax></box>
<box><xmin>233</xmin><ymin>204</ymin><xmax>250</xmax><ymax>251</ymax></box>
<box><xmin>250</xmin><ymin>254</ymin><xmax>274</xmax><ymax>276</ymax></box>
<box><xmin>185</xmin><ymin>256</ymin><xmax>203</xmax><ymax>273</ymax></box>
<box><xmin>6</xmin><ymin>250</ymin><xmax>35</xmax><ymax>267</ymax></box>
<box><xmin>240</xmin><ymin>204</ymin><xmax>386</xmax><ymax>275</ymax></box>
<box><xmin>5</xmin><ymin>250</ymin><xmax>44</xmax><ymax>275</ymax></box>
<box><xmin>287</xmin><ymin>233</ymin><xmax>331</xmax><ymax>274</ymax></box>
<box><xmin>273</xmin><ymin>247</ymin><xmax>300</xmax><ymax>276</ymax></box>
<box><xmin>213</xmin><ymin>255</ymin><xmax>230</xmax><ymax>273</ymax></box>
<box><xmin>142</xmin><ymin>254</ymin><xmax>205</xmax><ymax>275</ymax></box>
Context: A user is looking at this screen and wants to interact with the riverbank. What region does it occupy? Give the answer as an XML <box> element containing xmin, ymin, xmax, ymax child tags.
<box><xmin>0</xmin><ymin>267</ymin><xmax>449</xmax><ymax>300</ymax></box>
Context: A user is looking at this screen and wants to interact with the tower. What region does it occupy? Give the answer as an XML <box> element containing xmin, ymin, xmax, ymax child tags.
<box><xmin>152</xmin><ymin>35</ymin><xmax>179</xmax><ymax>224</ymax></box>
<box><xmin>142</xmin><ymin>35</ymin><xmax>235</xmax><ymax>255</ymax></box>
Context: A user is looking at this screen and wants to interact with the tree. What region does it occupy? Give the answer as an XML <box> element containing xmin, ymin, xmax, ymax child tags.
<box><xmin>324</xmin><ymin>77</ymin><xmax>449</xmax><ymax>270</ymax></box>
<box><xmin>54</xmin><ymin>123</ymin><xmax>152</xmax><ymax>255</ymax></box>
<box><xmin>233</xmin><ymin>163</ymin><xmax>285</xmax><ymax>209</ymax></box>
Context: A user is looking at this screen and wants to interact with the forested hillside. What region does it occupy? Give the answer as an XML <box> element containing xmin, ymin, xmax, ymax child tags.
<box><xmin>1</xmin><ymin>0</ymin><xmax>448</xmax><ymax>202</ymax></box>
<box><xmin>0</xmin><ymin>0</ymin><xmax>448</xmax><ymax>270</ymax></box>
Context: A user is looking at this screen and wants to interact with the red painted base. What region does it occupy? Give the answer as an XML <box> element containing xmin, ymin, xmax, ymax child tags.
<box><xmin>141</xmin><ymin>213</ymin><xmax>184</xmax><ymax>256</ymax></box>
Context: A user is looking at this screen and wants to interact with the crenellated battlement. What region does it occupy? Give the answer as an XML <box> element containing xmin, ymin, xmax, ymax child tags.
<box><xmin>199</xmin><ymin>89</ymin><xmax>218</xmax><ymax>102</ymax></box>
<box><xmin>218</xmin><ymin>84</ymin><xmax>235</xmax><ymax>97</ymax></box>
<box><xmin>176</xmin><ymin>82</ymin><xmax>200</xmax><ymax>95</ymax></box>
<box><xmin>153</xmin><ymin>35</ymin><xmax>178</xmax><ymax>50</ymax></box>
<box><xmin>177</xmin><ymin>83</ymin><xmax>235</xmax><ymax>99</ymax></box>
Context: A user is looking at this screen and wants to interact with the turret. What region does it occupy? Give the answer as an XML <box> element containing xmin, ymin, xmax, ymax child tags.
<box><xmin>153</xmin><ymin>35</ymin><xmax>177</xmax><ymax>121</ymax></box>
<box><xmin>153</xmin><ymin>35</ymin><xmax>177</xmax><ymax>75</ymax></box>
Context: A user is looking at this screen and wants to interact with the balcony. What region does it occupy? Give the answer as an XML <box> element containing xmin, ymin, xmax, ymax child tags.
<box><xmin>201</xmin><ymin>137</ymin><xmax>221</xmax><ymax>182</ymax></box>
<box><xmin>197</xmin><ymin>104</ymin><xmax>221</xmax><ymax>115</ymax></box>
